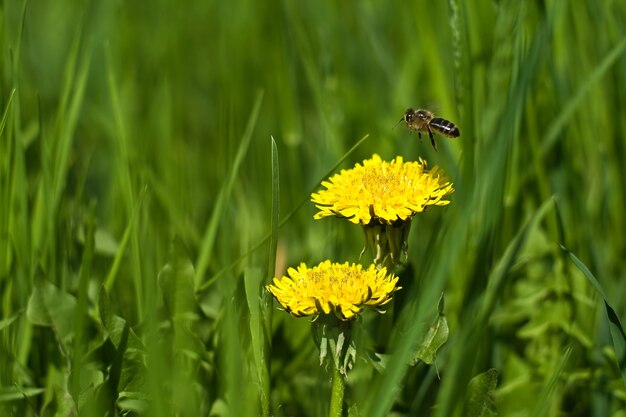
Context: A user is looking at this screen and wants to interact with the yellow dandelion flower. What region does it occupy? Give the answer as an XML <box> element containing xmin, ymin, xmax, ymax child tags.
<box><xmin>266</xmin><ymin>260</ymin><xmax>400</xmax><ymax>321</ymax></box>
<box><xmin>311</xmin><ymin>154</ymin><xmax>454</xmax><ymax>225</ymax></box>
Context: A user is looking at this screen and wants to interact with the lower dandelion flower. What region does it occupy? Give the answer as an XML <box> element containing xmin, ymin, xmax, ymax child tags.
<box><xmin>266</xmin><ymin>260</ymin><xmax>400</xmax><ymax>321</ymax></box>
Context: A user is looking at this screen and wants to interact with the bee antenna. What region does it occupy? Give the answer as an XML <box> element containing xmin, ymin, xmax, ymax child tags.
<box><xmin>392</xmin><ymin>117</ymin><xmax>404</xmax><ymax>130</ymax></box>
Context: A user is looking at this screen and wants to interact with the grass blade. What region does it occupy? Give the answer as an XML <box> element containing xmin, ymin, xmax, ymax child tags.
<box><xmin>561</xmin><ymin>246</ymin><xmax>626</xmax><ymax>386</ymax></box>
<box><xmin>244</xmin><ymin>267</ymin><xmax>270</xmax><ymax>417</ymax></box>
<box><xmin>541</xmin><ymin>37</ymin><xmax>626</xmax><ymax>154</ymax></box>
<box><xmin>103</xmin><ymin>186</ymin><xmax>147</xmax><ymax>292</ymax></box>
<box><xmin>554</xmin><ymin>196</ymin><xmax>626</xmax><ymax>386</ymax></box>
<box><xmin>531</xmin><ymin>347</ymin><xmax>573</xmax><ymax>417</ymax></box>
<box><xmin>69</xmin><ymin>203</ymin><xmax>96</xmax><ymax>402</ymax></box>
<box><xmin>267</xmin><ymin>136</ymin><xmax>280</xmax><ymax>282</ymax></box>
<box><xmin>105</xmin><ymin>43</ymin><xmax>145</xmax><ymax>319</ymax></box>
<box><xmin>0</xmin><ymin>89</ymin><xmax>16</xmax><ymax>278</ymax></box>
<box><xmin>195</xmin><ymin>91</ymin><xmax>264</xmax><ymax>289</ymax></box>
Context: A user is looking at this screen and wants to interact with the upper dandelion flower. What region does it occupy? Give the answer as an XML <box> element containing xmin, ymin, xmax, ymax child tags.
<box><xmin>266</xmin><ymin>260</ymin><xmax>400</xmax><ymax>321</ymax></box>
<box><xmin>311</xmin><ymin>154</ymin><xmax>454</xmax><ymax>224</ymax></box>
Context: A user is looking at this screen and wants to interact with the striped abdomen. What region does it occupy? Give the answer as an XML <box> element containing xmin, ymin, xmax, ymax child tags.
<box><xmin>430</xmin><ymin>118</ymin><xmax>460</xmax><ymax>138</ymax></box>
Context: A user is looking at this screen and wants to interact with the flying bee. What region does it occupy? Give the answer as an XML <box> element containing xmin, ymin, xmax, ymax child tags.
<box><xmin>397</xmin><ymin>108</ymin><xmax>460</xmax><ymax>151</ymax></box>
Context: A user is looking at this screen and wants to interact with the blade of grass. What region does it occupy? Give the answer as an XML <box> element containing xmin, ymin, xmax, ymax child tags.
<box><xmin>31</xmin><ymin>18</ymin><xmax>91</xmax><ymax>265</ymax></box>
<box><xmin>0</xmin><ymin>89</ymin><xmax>16</xmax><ymax>282</ymax></box>
<box><xmin>6</xmin><ymin>1</ymin><xmax>34</xmax><ymax>373</ymax></box>
<box><xmin>69</xmin><ymin>203</ymin><xmax>96</xmax><ymax>402</ymax></box>
<box><xmin>244</xmin><ymin>267</ymin><xmax>270</xmax><ymax>417</ymax></box>
<box><xmin>10</xmin><ymin>0</ymin><xmax>28</xmax><ymax>79</ymax></box>
<box><xmin>448</xmin><ymin>0</ymin><xmax>475</xmax><ymax>168</ymax></box>
<box><xmin>540</xmin><ymin>37</ymin><xmax>626</xmax><ymax>154</ymax></box>
<box><xmin>17</xmin><ymin>7</ymin><xmax>91</xmax><ymax>373</ymax></box>
<box><xmin>105</xmin><ymin>42</ymin><xmax>146</xmax><ymax>320</ymax></box>
<box><xmin>234</xmin><ymin>137</ymin><xmax>279</xmax><ymax>417</ymax></box>
<box><xmin>221</xmin><ymin>276</ymin><xmax>247</xmax><ymax>417</ymax></box>
<box><xmin>0</xmin><ymin>310</ymin><xmax>21</xmax><ymax>331</ymax></box>
<box><xmin>561</xmin><ymin>246</ymin><xmax>626</xmax><ymax>386</ymax></box>
<box><xmin>194</xmin><ymin>90</ymin><xmax>264</xmax><ymax>289</ymax></box>
<box><xmin>553</xmin><ymin>197</ymin><xmax>626</xmax><ymax>386</ymax></box>
<box><xmin>0</xmin><ymin>89</ymin><xmax>16</xmax><ymax>134</ymax></box>
<box><xmin>103</xmin><ymin>186</ymin><xmax>147</xmax><ymax>292</ymax></box>
<box><xmin>267</xmin><ymin>136</ymin><xmax>280</xmax><ymax>282</ymax></box>
<box><xmin>0</xmin><ymin>386</ymin><xmax>44</xmax><ymax>402</ymax></box>
<box><xmin>530</xmin><ymin>347</ymin><xmax>573</xmax><ymax>417</ymax></box>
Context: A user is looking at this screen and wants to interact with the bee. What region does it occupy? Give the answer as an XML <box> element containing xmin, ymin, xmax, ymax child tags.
<box><xmin>398</xmin><ymin>108</ymin><xmax>460</xmax><ymax>151</ymax></box>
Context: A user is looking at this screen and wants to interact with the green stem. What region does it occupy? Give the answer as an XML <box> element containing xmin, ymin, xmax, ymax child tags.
<box><xmin>329</xmin><ymin>364</ymin><xmax>345</xmax><ymax>417</ymax></box>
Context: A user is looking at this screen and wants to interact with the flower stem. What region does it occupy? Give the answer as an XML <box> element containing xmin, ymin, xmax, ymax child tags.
<box><xmin>329</xmin><ymin>364</ymin><xmax>345</xmax><ymax>417</ymax></box>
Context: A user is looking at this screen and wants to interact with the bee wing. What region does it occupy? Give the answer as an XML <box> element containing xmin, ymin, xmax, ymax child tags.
<box><xmin>426</xmin><ymin>102</ymin><xmax>440</xmax><ymax>114</ymax></box>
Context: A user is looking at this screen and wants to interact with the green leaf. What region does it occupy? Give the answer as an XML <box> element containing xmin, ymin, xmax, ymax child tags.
<box><xmin>412</xmin><ymin>294</ymin><xmax>449</xmax><ymax>365</ymax></box>
<box><xmin>209</xmin><ymin>398</ymin><xmax>230</xmax><ymax>417</ymax></box>
<box><xmin>158</xmin><ymin>238</ymin><xmax>197</xmax><ymax>320</ymax></box>
<box><xmin>79</xmin><ymin>329</ymin><xmax>130</xmax><ymax>416</ymax></box>
<box><xmin>98</xmin><ymin>286</ymin><xmax>143</xmax><ymax>352</ymax></box>
<box><xmin>312</xmin><ymin>316</ymin><xmax>356</xmax><ymax>375</ymax></box>
<box><xmin>117</xmin><ymin>392</ymin><xmax>149</xmax><ymax>414</ymax></box>
<box><xmin>465</xmin><ymin>368</ymin><xmax>498</xmax><ymax>417</ymax></box>
<box><xmin>26</xmin><ymin>278</ymin><xmax>77</xmax><ymax>347</ymax></box>
<box><xmin>98</xmin><ymin>286</ymin><xmax>128</xmax><ymax>349</ymax></box>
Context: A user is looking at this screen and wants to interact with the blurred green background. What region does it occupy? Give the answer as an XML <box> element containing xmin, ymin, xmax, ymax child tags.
<box><xmin>1</xmin><ymin>0</ymin><xmax>626</xmax><ymax>416</ymax></box>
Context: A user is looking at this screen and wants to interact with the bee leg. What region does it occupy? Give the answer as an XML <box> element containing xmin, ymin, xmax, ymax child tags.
<box><xmin>417</xmin><ymin>132</ymin><xmax>423</xmax><ymax>143</ymax></box>
<box><xmin>428</xmin><ymin>129</ymin><xmax>437</xmax><ymax>151</ymax></box>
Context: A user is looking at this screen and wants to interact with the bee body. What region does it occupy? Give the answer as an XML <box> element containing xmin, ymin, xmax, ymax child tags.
<box><xmin>400</xmin><ymin>108</ymin><xmax>460</xmax><ymax>151</ymax></box>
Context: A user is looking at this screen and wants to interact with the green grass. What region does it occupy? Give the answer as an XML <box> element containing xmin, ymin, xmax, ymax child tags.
<box><xmin>1</xmin><ymin>0</ymin><xmax>626</xmax><ymax>416</ymax></box>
